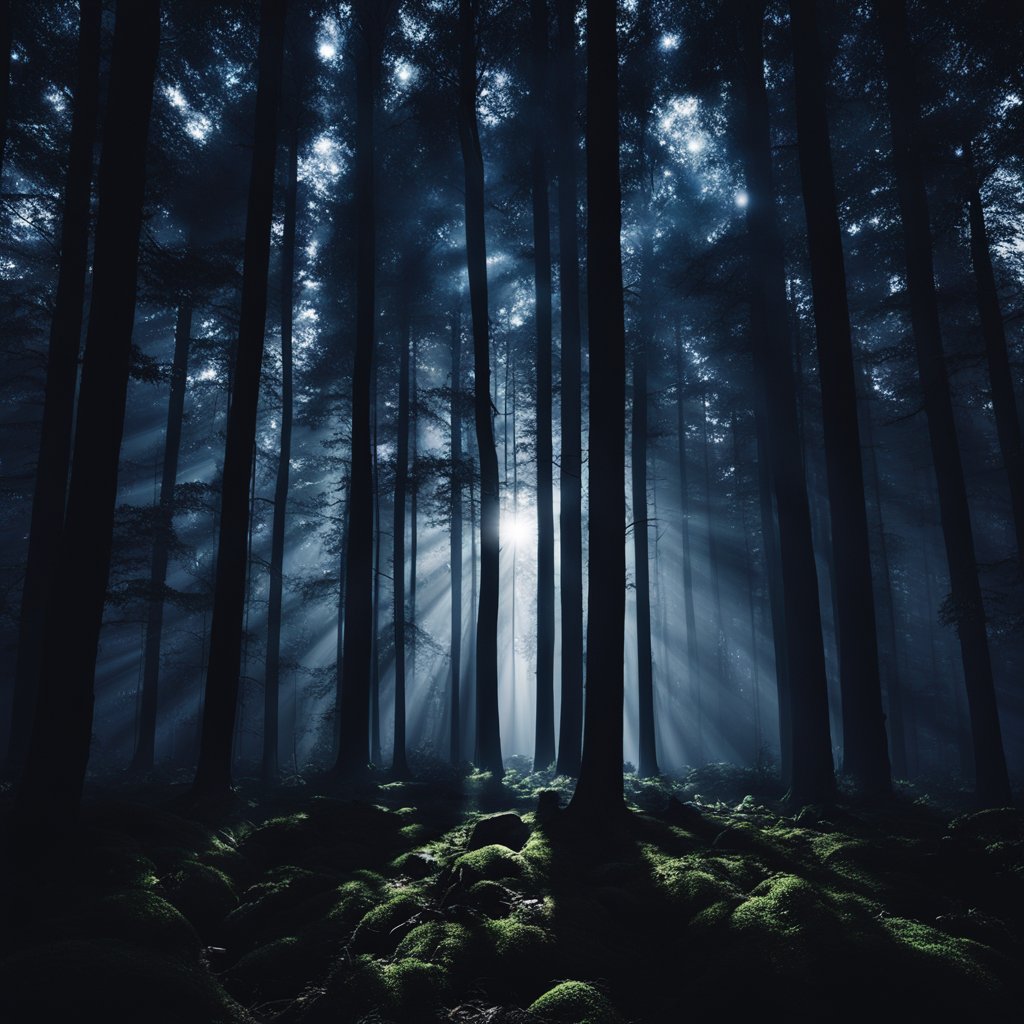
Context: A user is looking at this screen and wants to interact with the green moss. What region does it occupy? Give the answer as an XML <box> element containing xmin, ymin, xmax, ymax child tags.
<box><xmin>529</xmin><ymin>980</ymin><xmax>620</xmax><ymax>1024</ymax></box>
<box><xmin>162</xmin><ymin>860</ymin><xmax>238</xmax><ymax>937</ymax></box>
<box><xmin>883</xmin><ymin>917</ymin><xmax>998</xmax><ymax>986</ymax></box>
<box><xmin>381</xmin><ymin>958</ymin><xmax>449</xmax><ymax>1018</ymax></box>
<box><xmin>481</xmin><ymin>918</ymin><xmax>556</xmax><ymax>998</ymax></box>
<box><xmin>453</xmin><ymin>843</ymin><xmax>524</xmax><ymax>883</ymax></box>
<box><xmin>467</xmin><ymin>879</ymin><xmax>514</xmax><ymax>917</ymax></box>
<box><xmin>223</xmin><ymin>936</ymin><xmax>303</xmax><ymax>1002</ymax></box>
<box><xmin>351</xmin><ymin>892</ymin><xmax>424</xmax><ymax>954</ymax></box>
<box><xmin>394</xmin><ymin>920</ymin><xmax>474</xmax><ymax>969</ymax></box>
<box><xmin>59</xmin><ymin>890</ymin><xmax>202</xmax><ymax>960</ymax></box>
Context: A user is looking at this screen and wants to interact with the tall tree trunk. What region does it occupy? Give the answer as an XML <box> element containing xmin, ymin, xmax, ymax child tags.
<box><xmin>755</xmin><ymin>410</ymin><xmax>791</xmax><ymax>784</ymax></box>
<box><xmin>132</xmin><ymin>296</ymin><xmax>193</xmax><ymax>772</ymax></box>
<box><xmin>736</xmin><ymin>2</ymin><xmax>835</xmax><ymax>806</ymax></box>
<box><xmin>568</xmin><ymin>0</ymin><xmax>627</xmax><ymax>821</ymax></box>
<box><xmin>5</xmin><ymin>0</ymin><xmax>101</xmax><ymax>779</ymax></box>
<box><xmin>702</xmin><ymin>387</ymin><xmax>728</xmax><ymax>715</ymax></box>
<box><xmin>856</xmin><ymin>351</ymin><xmax>908</xmax><ymax>778</ymax></box>
<box><xmin>392</xmin><ymin>292</ymin><xmax>411</xmax><ymax>778</ymax></box>
<box><xmin>963</xmin><ymin>139</ymin><xmax>1024</xmax><ymax>571</ymax></box>
<box><xmin>531</xmin><ymin>0</ymin><xmax>555</xmax><ymax>772</ymax></box>
<box><xmin>458</xmin><ymin>0</ymin><xmax>502</xmax><ymax>775</ymax></box>
<box><xmin>409</xmin><ymin>331</ymin><xmax>418</xmax><ymax>702</ymax></box>
<box><xmin>673</xmin><ymin>327</ymin><xmax>700</xmax><ymax>763</ymax></box>
<box><xmin>555</xmin><ymin>0</ymin><xmax>584</xmax><ymax>778</ymax></box>
<box><xmin>632</xmin><ymin>316</ymin><xmax>657</xmax><ymax>777</ymax></box>
<box><xmin>194</xmin><ymin>0</ymin><xmax>285</xmax><ymax>800</ymax></box>
<box><xmin>337</xmin><ymin>2</ymin><xmax>389</xmax><ymax>776</ymax></box>
<box><xmin>334</xmin><ymin>480</ymin><xmax>349</xmax><ymax>758</ymax></box>
<box><xmin>790</xmin><ymin>0</ymin><xmax>890</xmax><ymax>795</ymax></box>
<box><xmin>262</xmin><ymin>115</ymin><xmax>299</xmax><ymax>787</ymax></box>
<box><xmin>877</xmin><ymin>0</ymin><xmax>1011</xmax><ymax>805</ymax></box>
<box><xmin>450</xmin><ymin>301</ymin><xmax>464</xmax><ymax>764</ymax></box>
<box><xmin>370</xmin><ymin>370</ymin><xmax>382</xmax><ymax>766</ymax></box>
<box><xmin>15</xmin><ymin>0</ymin><xmax>160</xmax><ymax>840</ymax></box>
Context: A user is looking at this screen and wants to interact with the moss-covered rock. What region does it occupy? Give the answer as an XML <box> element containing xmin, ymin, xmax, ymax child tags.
<box><xmin>528</xmin><ymin>980</ymin><xmax>620</xmax><ymax>1024</ymax></box>
<box><xmin>453</xmin><ymin>843</ymin><xmax>525</xmax><ymax>883</ymax></box>
<box><xmin>162</xmin><ymin>860</ymin><xmax>238</xmax><ymax>938</ymax></box>
<box><xmin>350</xmin><ymin>892</ymin><xmax>425</xmax><ymax>954</ymax></box>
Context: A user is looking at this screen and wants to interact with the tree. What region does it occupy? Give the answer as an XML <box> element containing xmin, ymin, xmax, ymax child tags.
<box><xmin>193</xmin><ymin>0</ymin><xmax>287</xmax><ymax>801</ymax></box>
<box><xmin>15</xmin><ymin>0</ymin><xmax>161</xmax><ymax>841</ymax></box>
<box><xmin>876</xmin><ymin>0</ymin><xmax>1011</xmax><ymax>806</ymax></box>
<box><xmin>336</xmin><ymin>0</ymin><xmax>394</xmax><ymax>777</ymax></box>
<box><xmin>458</xmin><ymin>0</ymin><xmax>502</xmax><ymax>776</ymax></box>
<box><xmin>789</xmin><ymin>0</ymin><xmax>891</xmax><ymax>795</ymax></box>
<box><xmin>554</xmin><ymin>0</ymin><xmax>584</xmax><ymax>778</ymax></box>
<box><xmin>531</xmin><ymin>0</ymin><xmax>555</xmax><ymax>772</ymax></box>
<box><xmin>735</xmin><ymin>0</ymin><xmax>835</xmax><ymax>806</ymax></box>
<box><xmin>5</xmin><ymin>0</ymin><xmax>101</xmax><ymax>779</ymax></box>
<box><xmin>568</xmin><ymin>0</ymin><xmax>627</xmax><ymax>821</ymax></box>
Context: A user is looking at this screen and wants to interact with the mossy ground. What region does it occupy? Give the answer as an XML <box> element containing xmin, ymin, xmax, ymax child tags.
<box><xmin>2</xmin><ymin>761</ymin><xmax>1022</xmax><ymax>1021</ymax></box>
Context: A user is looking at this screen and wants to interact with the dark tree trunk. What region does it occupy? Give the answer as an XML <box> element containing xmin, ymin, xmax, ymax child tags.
<box><xmin>193</xmin><ymin>0</ymin><xmax>286</xmax><ymax>800</ymax></box>
<box><xmin>5</xmin><ymin>0</ymin><xmax>101</xmax><ymax>779</ymax></box>
<box><xmin>673</xmin><ymin>327</ymin><xmax>700</xmax><ymax>762</ymax></box>
<box><xmin>790</xmin><ymin>0</ymin><xmax>890</xmax><ymax>796</ymax></box>
<box><xmin>334</xmin><ymin>482</ymin><xmax>349</xmax><ymax>758</ymax></box>
<box><xmin>15</xmin><ymin>0</ymin><xmax>159</xmax><ymax>840</ymax></box>
<box><xmin>755</xmin><ymin>411</ymin><xmax>791</xmax><ymax>784</ymax></box>
<box><xmin>458</xmin><ymin>0</ymin><xmax>502</xmax><ymax>776</ymax></box>
<box><xmin>555</xmin><ymin>0</ymin><xmax>584</xmax><ymax>778</ymax></box>
<box><xmin>856</xmin><ymin>351</ymin><xmax>908</xmax><ymax>778</ymax></box>
<box><xmin>132</xmin><ymin>296</ymin><xmax>193</xmax><ymax>772</ymax></box>
<box><xmin>963</xmin><ymin>140</ymin><xmax>1024</xmax><ymax>571</ymax></box>
<box><xmin>263</xmin><ymin>115</ymin><xmax>299</xmax><ymax>787</ymax></box>
<box><xmin>531</xmin><ymin>0</ymin><xmax>555</xmax><ymax>772</ymax></box>
<box><xmin>877</xmin><ymin>0</ymin><xmax>1011</xmax><ymax>805</ymax></box>
<box><xmin>702</xmin><ymin>387</ymin><xmax>728</xmax><ymax>710</ymax></box>
<box><xmin>568</xmin><ymin>0</ymin><xmax>627</xmax><ymax>821</ymax></box>
<box><xmin>736</xmin><ymin>2</ymin><xmax>835</xmax><ymax>806</ymax></box>
<box><xmin>450</xmin><ymin>301</ymin><xmax>464</xmax><ymax>764</ymax></box>
<box><xmin>337</xmin><ymin>2</ymin><xmax>389</xmax><ymax>777</ymax></box>
<box><xmin>409</xmin><ymin>331</ymin><xmax>418</xmax><ymax>701</ymax></box>
<box><xmin>632</xmin><ymin>319</ymin><xmax>657</xmax><ymax>778</ymax></box>
<box><xmin>370</xmin><ymin>371</ymin><xmax>382</xmax><ymax>767</ymax></box>
<box><xmin>392</xmin><ymin>292</ymin><xmax>412</xmax><ymax>778</ymax></box>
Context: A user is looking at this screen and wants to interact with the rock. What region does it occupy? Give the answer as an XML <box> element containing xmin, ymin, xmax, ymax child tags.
<box><xmin>468</xmin><ymin>812</ymin><xmax>529</xmax><ymax>852</ymax></box>
<box><xmin>664</xmin><ymin>797</ymin><xmax>710</xmax><ymax>834</ymax></box>
<box><xmin>535</xmin><ymin>790</ymin><xmax>562</xmax><ymax>825</ymax></box>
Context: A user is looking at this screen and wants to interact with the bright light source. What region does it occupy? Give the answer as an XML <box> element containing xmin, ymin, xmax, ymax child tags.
<box><xmin>318</xmin><ymin>42</ymin><xmax>336</xmax><ymax>59</ymax></box>
<box><xmin>735</xmin><ymin>191</ymin><xmax>749</xmax><ymax>208</ymax></box>
<box><xmin>686</xmin><ymin>136</ymin><xmax>703</xmax><ymax>154</ymax></box>
<box><xmin>505</xmin><ymin>511</ymin><xmax>535</xmax><ymax>549</ymax></box>
<box><xmin>660</xmin><ymin>33</ymin><xmax>680</xmax><ymax>51</ymax></box>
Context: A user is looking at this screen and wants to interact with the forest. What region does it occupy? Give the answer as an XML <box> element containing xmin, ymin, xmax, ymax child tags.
<box><xmin>1</xmin><ymin>0</ymin><xmax>1023</xmax><ymax>1020</ymax></box>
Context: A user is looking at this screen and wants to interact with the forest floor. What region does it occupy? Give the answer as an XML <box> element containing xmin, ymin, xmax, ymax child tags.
<box><xmin>1</xmin><ymin>760</ymin><xmax>1023</xmax><ymax>1023</ymax></box>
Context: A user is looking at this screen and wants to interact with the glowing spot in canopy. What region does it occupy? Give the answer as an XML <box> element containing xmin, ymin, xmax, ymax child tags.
<box><xmin>686</xmin><ymin>136</ymin><xmax>703</xmax><ymax>153</ymax></box>
<box><xmin>505</xmin><ymin>510</ymin><xmax>536</xmax><ymax>549</ymax></box>
<box><xmin>319</xmin><ymin>42</ymin><xmax>336</xmax><ymax>59</ymax></box>
<box><xmin>660</xmin><ymin>33</ymin><xmax>680</xmax><ymax>51</ymax></box>
<box><xmin>735</xmin><ymin>191</ymin><xmax>749</xmax><ymax>208</ymax></box>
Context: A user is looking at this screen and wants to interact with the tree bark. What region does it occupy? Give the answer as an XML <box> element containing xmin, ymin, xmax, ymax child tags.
<box><xmin>530</xmin><ymin>0</ymin><xmax>556</xmax><ymax>772</ymax></box>
<box><xmin>568</xmin><ymin>0</ymin><xmax>627</xmax><ymax>821</ymax></box>
<box><xmin>790</xmin><ymin>0</ymin><xmax>890</xmax><ymax>795</ymax></box>
<box><xmin>736</xmin><ymin>1</ymin><xmax>835</xmax><ymax>806</ymax></box>
<box><xmin>337</xmin><ymin>2</ymin><xmax>389</xmax><ymax>776</ymax></box>
<box><xmin>0</xmin><ymin>0</ymin><xmax>11</xmax><ymax>183</ymax></box>
<box><xmin>877</xmin><ymin>0</ymin><xmax>1011</xmax><ymax>805</ymax></box>
<box><xmin>392</xmin><ymin>290</ymin><xmax>412</xmax><ymax>778</ymax></box>
<box><xmin>132</xmin><ymin>296</ymin><xmax>193</xmax><ymax>772</ymax></box>
<box><xmin>193</xmin><ymin>0</ymin><xmax>286</xmax><ymax>800</ymax></box>
<box><xmin>262</xmin><ymin>114</ymin><xmax>299</xmax><ymax>787</ymax></box>
<box><xmin>6</xmin><ymin>0</ymin><xmax>101</xmax><ymax>779</ymax></box>
<box><xmin>15</xmin><ymin>0</ymin><xmax>160</xmax><ymax>840</ymax></box>
<box><xmin>458</xmin><ymin>0</ymin><xmax>502</xmax><ymax>775</ymax></box>
<box><xmin>450</xmin><ymin>300</ymin><xmax>464</xmax><ymax>764</ymax></box>
<box><xmin>554</xmin><ymin>0</ymin><xmax>584</xmax><ymax>778</ymax></box>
